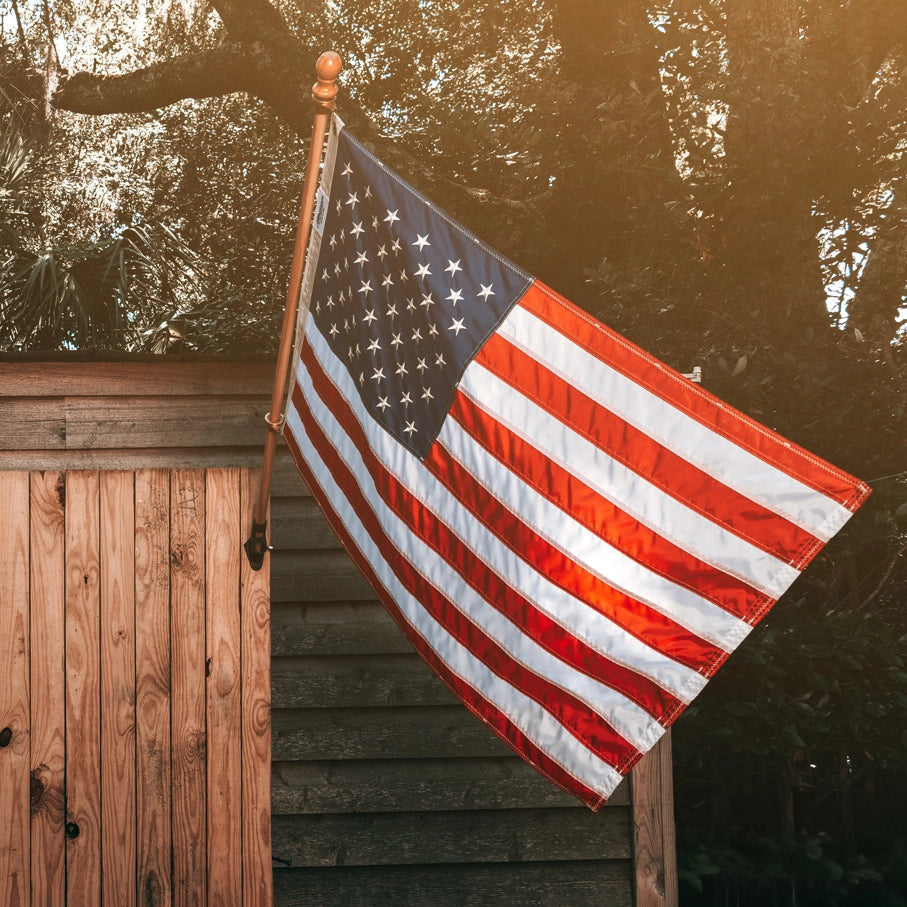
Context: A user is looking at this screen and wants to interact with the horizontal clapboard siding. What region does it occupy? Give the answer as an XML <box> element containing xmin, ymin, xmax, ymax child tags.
<box><xmin>1</xmin><ymin>357</ymin><xmax>676</xmax><ymax>907</ymax></box>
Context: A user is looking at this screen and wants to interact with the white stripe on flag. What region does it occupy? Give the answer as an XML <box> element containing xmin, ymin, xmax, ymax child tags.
<box><xmin>499</xmin><ymin>305</ymin><xmax>855</xmax><ymax>541</ymax></box>
<box><xmin>436</xmin><ymin>413</ymin><xmax>753</xmax><ymax>648</ymax></box>
<box><xmin>458</xmin><ymin>359</ymin><xmax>798</xmax><ymax>603</ymax></box>
<box><xmin>286</xmin><ymin>389</ymin><xmax>626</xmax><ymax>800</ymax></box>
<box><xmin>294</xmin><ymin>348</ymin><xmax>669</xmax><ymax>753</ymax></box>
<box><xmin>303</xmin><ymin>320</ymin><xmax>710</xmax><ymax>703</ymax></box>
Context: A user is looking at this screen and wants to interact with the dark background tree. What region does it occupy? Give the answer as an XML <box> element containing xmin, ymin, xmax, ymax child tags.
<box><xmin>2</xmin><ymin>1</ymin><xmax>904</xmax><ymax>902</ymax></box>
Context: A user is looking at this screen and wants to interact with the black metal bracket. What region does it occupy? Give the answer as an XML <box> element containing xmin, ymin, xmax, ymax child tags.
<box><xmin>244</xmin><ymin>520</ymin><xmax>271</xmax><ymax>571</ymax></box>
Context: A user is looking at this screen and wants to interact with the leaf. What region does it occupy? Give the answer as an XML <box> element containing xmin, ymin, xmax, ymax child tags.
<box><xmin>731</xmin><ymin>355</ymin><xmax>748</xmax><ymax>376</ymax></box>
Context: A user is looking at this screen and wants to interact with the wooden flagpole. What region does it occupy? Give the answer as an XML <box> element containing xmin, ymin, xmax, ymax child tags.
<box><xmin>245</xmin><ymin>50</ymin><xmax>342</xmax><ymax>570</ymax></box>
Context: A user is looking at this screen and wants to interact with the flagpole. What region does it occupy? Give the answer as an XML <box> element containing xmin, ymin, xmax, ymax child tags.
<box><xmin>245</xmin><ymin>50</ymin><xmax>342</xmax><ymax>570</ymax></box>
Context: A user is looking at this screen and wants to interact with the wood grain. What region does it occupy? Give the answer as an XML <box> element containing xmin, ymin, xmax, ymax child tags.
<box><xmin>240</xmin><ymin>469</ymin><xmax>273</xmax><ymax>906</ymax></box>
<box><xmin>170</xmin><ymin>469</ymin><xmax>207</xmax><ymax>907</ymax></box>
<box><xmin>270</xmin><ymin>550</ymin><xmax>375</xmax><ymax>602</ymax></box>
<box><xmin>0</xmin><ymin>472</ymin><xmax>30</xmax><ymax>907</ymax></box>
<box><xmin>270</xmin><ymin>757</ymin><xmax>628</xmax><ymax>815</ymax></box>
<box><xmin>270</xmin><ymin>654</ymin><xmax>454</xmax><ymax>709</ymax></box>
<box><xmin>0</xmin><ymin>399</ymin><xmax>65</xmax><ymax>450</ymax></box>
<box><xmin>271</xmin><ymin>706</ymin><xmax>510</xmax><ymax>762</ymax></box>
<box><xmin>28</xmin><ymin>471</ymin><xmax>66</xmax><ymax>906</ymax></box>
<box><xmin>100</xmin><ymin>471</ymin><xmax>137</xmax><ymax>907</ymax></box>
<box><xmin>64</xmin><ymin>471</ymin><xmax>102</xmax><ymax>906</ymax></box>
<box><xmin>271</xmin><ymin>806</ymin><xmax>631</xmax><ymax>867</ymax></box>
<box><xmin>270</xmin><ymin>601</ymin><xmax>413</xmax><ymax>657</ymax></box>
<box><xmin>0</xmin><ymin>360</ymin><xmax>273</xmax><ymax>397</ymax></box>
<box><xmin>135</xmin><ymin>469</ymin><xmax>172</xmax><ymax>905</ymax></box>
<box><xmin>272</xmin><ymin>861</ymin><xmax>632</xmax><ymax>907</ymax></box>
<box><xmin>205</xmin><ymin>469</ymin><xmax>243</xmax><ymax>905</ymax></box>
<box><xmin>632</xmin><ymin>731</ymin><xmax>679</xmax><ymax>907</ymax></box>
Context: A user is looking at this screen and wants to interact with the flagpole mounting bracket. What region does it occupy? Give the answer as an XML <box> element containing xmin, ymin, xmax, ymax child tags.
<box><xmin>264</xmin><ymin>411</ymin><xmax>283</xmax><ymax>432</ymax></box>
<box><xmin>244</xmin><ymin>520</ymin><xmax>271</xmax><ymax>571</ymax></box>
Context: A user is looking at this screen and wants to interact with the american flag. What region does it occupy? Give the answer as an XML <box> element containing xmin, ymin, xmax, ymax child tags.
<box><xmin>282</xmin><ymin>114</ymin><xmax>871</xmax><ymax>808</ymax></box>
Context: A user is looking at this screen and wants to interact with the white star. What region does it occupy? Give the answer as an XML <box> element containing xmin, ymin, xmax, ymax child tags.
<box><xmin>449</xmin><ymin>317</ymin><xmax>466</xmax><ymax>335</ymax></box>
<box><xmin>445</xmin><ymin>260</ymin><xmax>462</xmax><ymax>277</ymax></box>
<box><xmin>329</xmin><ymin>235</ymin><xmax>338</xmax><ymax>249</ymax></box>
<box><xmin>371</xmin><ymin>367</ymin><xmax>386</xmax><ymax>383</ymax></box>
<box><xmin>391</xmin><ymin>332</ymin><xmax>403</xmax><ymax>348</ymax></box>
<box><xmin>400</xmin><ymin>391</ymin><xmax>413</xmax><ymax>405</ymax></box>
<box><xmin>428</xmin><ymin>322</ymin><xmax>439</xmax><ymax>336</ymax></box>
<box><xmin>350</xmin><ymin>222</ymin><xmax>364</xmax><ymax>238</ymax></box>
<box><xmin>335</xmin><ymin>200</ymin><xmax>342</xmax><ymax>214</ymax></box>
<box><xmin>364</xmin><ymin>185</ymin><xmax>372</xmax><ymax>199</ymax></box>
<box><xmin>399</xmin><ymin>269</ymin><xmax>409</xmax><ymax>283</ymax></box>
<box><xmin>372</xmin><ymin>216</ymin><xmax>380</xmax><ymax>230</ymax></box>
<box><xmin>334</xmin><ymin>262</ymin><xmax>342</xmax><ymax>276</ymax></box>
<box><xmin>404</xmin><ymin>421</ymin><xmax>417</xmax><ymax>436</ymax></box>
<box><xmin>363</xmin><ymin>308</ymin><xmax>377</xmax><ymax>325</ymax></box>
<box><xmin>391</xmin><ymin>239</ymin><xmax>402</xmax><ymax>254</ymax></box>
<box><xmin>446</xmin><ymin>288</ymin><xmax>463</xmax><ymax>306</ymax></box>
<box><xmin>358</xmin><ymin>372</ymin><xmax>365</xmax><ymax>386</ymax></box>
<box><xmin>386</xmin><ymin>303</ymin><xmax>398</xmax><ymax>318</ymax></box>
<box><xmin>329</xmin><ymin>323</ymin><xmax>339</xmax><ymax>337</ymax></box>
<box><xmin>478</xmin><ymin>284</ymin><xmax>495</xmax><ymax>301</ymax></box>
<box><xmin>321</xmin><ymin>267</ymin><xmax>330</xmax><ymax>280</ymax></box>
<box><xmin>377</xmin><ymin>245</ymin><xmax>388</xmax><ymax>260</ymax></box>
<box><xmin>417</xmin><ymin>357</ymin><xmax>428</xmax><ymax>373</ymax></box>
<box><xmin>435</xmin><ymin>353</ymin><xmax>446</xmax><ymax>367</ymax></box>
<box><xmin>377</xmin><ymin>396</ymin><xmax>390</xmax><ymax>411</ymax></box>
<box><xmin>415</xmin><ymin>263</ymin><xmax>432</xmax><ymax>279</ymax></box>
<box><xmin>355</xmin><ymin>251</ymin><xmax>369</xmax><ymax>266</ymax></box>
<box><xmin>368</xmin><ymin>338</ymin><xmax>382</xmax><ymax>353</ymax></box>
<box><xmin>358</xmin><ymin>281</ymin><xmax>373</xmax><ymax>296</ymax></box>
<box><xmin>382</xmin><ymin>274</ymin><xmax>394</xmax><ymax>288</ymax></box>
<box><xmin>406</xmin><ymin>298</ymin><xmax>417</xmax><ymax>312</ymax></box>
<box><xmin>421</xmin><ymin>386</ymin><xmax>434</xmax><ymax>401</ymax></box>
<box><xmin>413</xmin><ymin>234</ymin><xmax>431</xmax><ymax>251</ymax></box>
<box><xmin>384</xmin><ymin>209</ymin><xmax>400</xmax><ymax>226</ymax></box>
<box><xmin>420</xmin><ymin>293</ymin><xmax>435</xmax><ymax>309</ymax></box>
<box><xmin>346</xmin><ymin>191</ymin><xmax>359</xmax><ymax>208</ymax></box>
<box><xmin>395</xmin><ymin>361</ymin><xmax>408</xmax><ymax>377</ymax></box>
<box><xmin>342</xmin><ymin>162</ymin><xmax>353</xmax><ymax>176</ymax></box>
<box><xmin>326</xmin><ymin>295</ymin><xmax>335</xmax><ymax>308</ymax></box>
<box><xmin>411</xmin><ymin>328</ymin><xmax>423</xmax><ymax>342</ymax></box>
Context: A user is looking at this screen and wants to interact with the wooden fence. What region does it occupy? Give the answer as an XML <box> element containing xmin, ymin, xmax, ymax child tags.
<box><xmin>0</xmin><ymin>467</ymin><xmax>271</xmax><ymax>906</ymax></box>
<box><xmin>1</xmin><ymin>358</ymin><xmax>676</xmax><ymax>906</ymax></box>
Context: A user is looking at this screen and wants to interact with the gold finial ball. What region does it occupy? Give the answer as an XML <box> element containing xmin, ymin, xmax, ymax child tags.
<box><xmin>316</xmin><ymin>52</ymin><xmax>342</xmax><ymax>84</ymax></box>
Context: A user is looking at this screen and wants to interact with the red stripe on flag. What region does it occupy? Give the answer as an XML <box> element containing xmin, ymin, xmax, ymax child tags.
<box><xmin>476</xmin><ymin>329</ymin><xmax>817</xmax><ymax>566</ymax></box>
<box><xmin>520</xmin><ymin>282</ymin><xmax>870</xmax><ymax>511</ymax></box>
<box><xmin>300</xmin><ymin>351</ymin><xmax>688</xmax><ymax>720</ymax></box>
<box><xmin>446</xmin><ymin>387</ymin><xmax>769</xmax><ymax>624</ymax></box>
<box><xmin>293</xmin><ymin>355</ymin><xmax>644</xmax><ymax>773</ymax></box>
<box><xmin>421</xmin><ymin>422</ymin><xmax>728</xmax><ymax>676</ymax></box>
<box><xmin>283</xmin><ymin>424</ymin><xmax>611</xmax><ymax>810</ymax></box>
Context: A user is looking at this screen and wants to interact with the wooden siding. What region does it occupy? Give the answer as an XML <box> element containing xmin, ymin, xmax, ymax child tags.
<box><xmin>0</xmin><ymin>359</ymin><xmax>677</xmax><ymax>907</ymax></box>
<box><xmin>0</xmin><ymin>467</ymin><xmax>272</xmax><ymax>906</ymax></box>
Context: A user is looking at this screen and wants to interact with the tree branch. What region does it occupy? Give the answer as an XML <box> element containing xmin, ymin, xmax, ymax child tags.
<box><xmin>53</xmin><ymin>43</ymin><xmax>256</xmax><ymax>115</ymax></box>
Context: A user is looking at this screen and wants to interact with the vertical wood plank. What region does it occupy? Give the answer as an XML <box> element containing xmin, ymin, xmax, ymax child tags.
<box><xmin>29</xmin><ymin>471</ymin><xmax>66</xmax><ymax>906</ymax></box>
<box><xmin>240</xmin><ymin>469</ymin><xmax>272</xmax><ymax>906</ymax></box>
<box><xmin>65</xmin><ymin>470</ymin><xmax>102</xmax><ymax>906</ymax></box>
<box><xmin>101</xmin><ymin>471</ymin><xmax>137</xmax><ymax>907</ymax></box>
<box><xmin>0</xmin><ymin>472</ymin><xmax>30</xmax><ymax>907</ymax></box>
<box><xmin>171</xmin><ymin>469</ymin><xmax>207</xmax><ymax>907</ymax></box>
<box><xmin>206</xmin><ymin>468</ymin><xmax>243</xmax><ymax>906</ymax></box>
<box><xmin>135</xmin><ymin>469</ymin><xmax>172</xmax><ymax>906</ymax></box>
<box><xmin>632</xmin><ymin>730</ymin><xmax>679</xmax><ymax>907</ymax></box>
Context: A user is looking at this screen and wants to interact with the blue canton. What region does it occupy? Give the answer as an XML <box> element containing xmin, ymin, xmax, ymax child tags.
<box><xmin>309</xmin><ymin>128</ymin><xmax>532</xmax><ymax>459</ymax></box>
